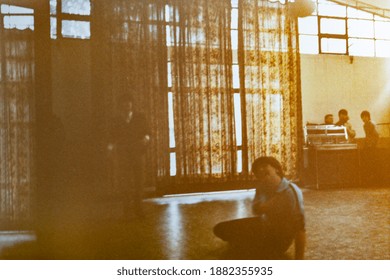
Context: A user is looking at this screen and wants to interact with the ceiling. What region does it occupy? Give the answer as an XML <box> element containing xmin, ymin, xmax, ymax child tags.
<box><xmin>2</xmin><ymin>0</ymin><xmax>390</xmax><ymax>12</ymax></box>
<box><xmin>334</xmin><ymin>0</ymin><xmax>390</xmax><ymax>9</ymax></box>
<box><xmin>355</xmin><ymin>0</ymin><xmax>390</xmax><ymax>9</ymax></box>
<box><xmin>330</xmin><ymin>0</ymin><xmax>390</xmax><ymax>18</ymax></box>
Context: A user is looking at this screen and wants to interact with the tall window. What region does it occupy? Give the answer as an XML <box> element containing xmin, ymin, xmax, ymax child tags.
<box><xmin>0</xmin><ymin>4</ymin><xmax>35</xmax><ymax>226</ymax></box>
<box><xmin>231</xmin><ymin>0</ymin><xmax>243</xmax><ymax>173</ymax></box>
<box><xmin>165</xmin><ymin>0</ymin><xmax>236</xmax><ymax>182</ymax></box>
<box><xmin>165</xmin><ymin>0</ymin><xmax>301</xmax><ymax>181</ymax></box>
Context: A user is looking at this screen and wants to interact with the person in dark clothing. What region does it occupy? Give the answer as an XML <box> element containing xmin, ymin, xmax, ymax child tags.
<box><xmin>335</xmin><ymin>109</ymin><xmax>356</xmax><ymax>141</ymax></box>
<box><xmin>360</xmin><ymin>110</ymin><xmax>380</xmax><ymax>186</ymax></box>
<box><xmin>107</xmin><ymin>94</ymin><xmax>150</xmax><ymax>218</ymax></box>
<box><xmin>360</xmin><ymin>110</ymin><xmax>379</xmax><ymax>149</ymax></box>
<box><xmin>213</xmin><ymin>157</ymin><xmax>306</xmax><ymax>259</ymax></box>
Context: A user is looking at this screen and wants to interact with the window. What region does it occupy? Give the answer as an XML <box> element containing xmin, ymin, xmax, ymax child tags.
<box><xmin>298</xmin><ymin>0</ymin><xmax>390</xmax><ymax>57</ymax></box>
<box><xmin>50</xmin><ymin>0</ymin><xmax>91</xmax><ymax>39</ymax></box>
<box><xmin>321</xmin><ymin>38</ymin><xmax>346</xmax><ymax>54</ymax></box>
<box><xmin>320</xmin><ymin>18</ymin><xmax>346</xmax><ymax>35</ymax></box>
<box><xmin>231</xmin><ymin>1</ymin><xmax>243</xmax><ymax>173</ymax></box>
<box><xmin>298</xmin><ymin>15</ymin><xmax>318</xmax><ymax>54</ymax></box>
<box><xmin>1</xmin><ymin>4</ymin><xmax>34</xmax><ymax>30</ymax></box>
<box><xmin>348</xmin><ymin>19</ymin><xmax>374</xmax><ymax>38</ymax></box>
<box><xmin>349</xmin><ymin>38</ymin><xmax>375</xmax><ymax>57</ymax></box>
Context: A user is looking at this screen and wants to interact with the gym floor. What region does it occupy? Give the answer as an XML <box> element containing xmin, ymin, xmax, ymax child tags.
<box><xmin>0</xmin><ymin>186</ymin><xmax>389</xmax><ymax>260</ymax></box>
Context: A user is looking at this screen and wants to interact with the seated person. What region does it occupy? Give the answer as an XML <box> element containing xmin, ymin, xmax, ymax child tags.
<box><xmin>323</xmin><ymin>114</ymin><xmax>334</xmax><ymax>125</ymax></box>
<box><xmin>335</xmin><ymin>109</ymin><xmax>356</xmax><ymax>141</ymax></box>
<box><xmin>213</xmin><ymin>157</ymin><xmax>306</xmax><ymax>259</ymax></box>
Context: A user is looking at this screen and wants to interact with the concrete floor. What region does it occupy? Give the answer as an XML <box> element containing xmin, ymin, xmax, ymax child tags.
<box><xmin>0</xmin><ymin>186</ymin><xmax>389</xmax><ymax>259</ymax></box>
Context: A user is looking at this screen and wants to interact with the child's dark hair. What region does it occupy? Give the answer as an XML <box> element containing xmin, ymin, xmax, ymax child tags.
<box><xmin>338</xmin><ymin>109</ymin><xmax>348</xmax><ymax>116</ymax></box>
<box><xmin>252</xmin><ymin>156</ymin><xmax>284</xmax><ymax>178</ymax></box>
<box><xmin>360</xmin><ymin>110</ymin><xmax>371</xmax><ymax>119</ymax></box>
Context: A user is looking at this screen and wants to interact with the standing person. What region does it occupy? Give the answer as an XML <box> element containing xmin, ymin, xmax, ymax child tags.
<box><xmin>335</xmin><ymin>109</ymin><xmax>356</xmax><ymax>141</ymax></box>
<box><xmin>360</xmin><ymin>110</ymin><xmax>379</xmax><ymax>149</ymax></box>
<box><xmin>107</xmin><ymin>94</ymin><xmax>150</xmax><ymax>219</ymax></box>
<box><xmin>213</xmin><ymin>157</ymin><xmax>306</xmax><ymax>259</ymax></box>
<box><xmin>360</xmin><ymin>110</ymin><xmax>380</xmax><ymax>186</ymax></box>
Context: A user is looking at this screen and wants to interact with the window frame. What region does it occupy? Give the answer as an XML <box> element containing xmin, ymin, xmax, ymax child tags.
<box><xmin>318</xmin><ymin>15</ymin><xmax>348</xmax><ymax>55</ymax></box>
<box><xmin>298</xmin><ymin>0</ymin><xmax>390</xmax><ymax>57</ymax></box>
<box><xmin>50</xmin><ymin>0</ymin><xmax>91</xmax><ymax>40</ymax></box>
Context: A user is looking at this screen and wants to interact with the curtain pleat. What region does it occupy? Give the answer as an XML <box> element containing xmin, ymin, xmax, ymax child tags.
<box><xmin>0</xmin><ymin>28</ymin><xmax>35</xmax><ymax>228</ymax></box>
<box><xmin>167</xmin><ymin>0</ymin><xmax>237</xmax><ymax>186</ymax></box>
<box><xmin>240</xmin><ymin>0</ymin><xmax>302</xmax><ymax>180</ymax></box>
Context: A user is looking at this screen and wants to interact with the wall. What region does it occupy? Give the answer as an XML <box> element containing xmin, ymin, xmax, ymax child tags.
<box><xmin>300</xmin><ymin>54</ymin><xmax>390</xmax><ymax>138</ymax></box>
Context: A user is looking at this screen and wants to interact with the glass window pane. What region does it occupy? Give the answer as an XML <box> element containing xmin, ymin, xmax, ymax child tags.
<box><xmin>3</xmin><ymin>15</ymin><xmax>34</xmax><ymax>30</ymax></box>
<box><xmin>318</xmin><ymin>3</ymin><xmax>346</xmax><ymax>17</ymax></box>
<box><xmin>299</xmin><ymin>35</ymin><xmax>319</xmax><ymax>54</ymax></box>
<box><xmin>231</xmin><ymin>30</ymin><xmax>238</xmax><ymax>50</ymax></box>
<box><xmin>232</xmin><ymin>65</ymin><xmax>240</xmax><ymax>88</ymax></box>
<box><xmin>321</xmin><ymin>38</ymin><xmax>346</xmax><ymax>54</ymax></box>
<box><xmin>237</xmin><ymin>150</ymin><xmax>242</xmax><ymax>173</ymax></box>
<box><xmin>50</xmin><ymin>0</ymin><xmax>57</xmax><ymax>15</ymax></box>
<box><xmin>231</xmin><ymin>0</ymin><xmax>239</xmax><ymax>9</ymax></box>
<box><xmin>347</xmin><ymin>7</ymin><xmax>373</xmax><ymax>19</ymax></box>
<box><xmin>349</xmin><ymin>38</ymin><xmax>374</xmax><ymax>57</ymax></box>
<box><xmin>170</xmin><ymin>152</ymin><xmax>176</xmax><ymax>176</ymax></box>
<box><xmin>1</xmin><ymin>4</ymin><xmax>33</xmax><ymax>14</ymax></box>
<box><xmin>374</xmin><ymin>15</ymin><xmax>390</xmax><ymax>22</ymax></box>
<box><xmin>298</xmin><ymin>16</ymin><xmax>318</xmax><ymax>35</ymax></box>
<box><xmin>376</xmin><ymin>40</ymin><xmax>390</xmax><ymax>57</ymax></box>
<box><xmin>168</xmin><ymin>92</ymin><xmax>175</xmax><ymax>148</ymax></box>
<box><xmin>165</xmin><ymin>4</ymin><xmax>170</xmax><ymax>22</ymax></box>
<box><xmin>348</xmin><ymin>19</ymin><xmax>374</xmax><ymax>38</ymax></box>
<box><xmin>62</xmin><ymin>0</ymin><xmax>90</xmax><ymax>15</ymax></box>
<box><xmin>231</xmin><ymin>8</ymin><xmax>238</xmax><ymax>29</ymax></box>
<box><xmin>320</xmin><ymin>18</ymin><xmax>345</xmax><ymax>35</ymax></box>
<box><xmin>233</xmin><ymin>93</ymin><xmax>242</xmax><ymax>146</ymax></box>
<box><xmin>50</xmin><ymin>16</ymin><xmax>57</xmax><ymax>39</ymax></box>
<box><xmin>166</xmin><ymin>25</ymin><xmax>172</xmax><ymax>46</ymax></box>
<box><xmin>167</xmin><ymin>62</ymin><xmax>172</xmax><ymax>87</ymax></box>
<box><xmin>375</xmin><ymin>21</ymin><xmax>390</xmax><ymax>39</ymax></box>
<box><xmin>62</xmin><ymin>20</ymin><xmax>90</xmax><ymax>39</ymax></box>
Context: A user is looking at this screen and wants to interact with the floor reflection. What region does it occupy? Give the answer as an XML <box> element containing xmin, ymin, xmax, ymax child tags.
<box><xmin>164</xmin><ymin>202</ymin><xmax>183</xmax><ymax>259</ymax></box>
<box><xmin>1</xmin><ymin>187</ymin><xmax>389</xmax><ymax>260</ymax></box>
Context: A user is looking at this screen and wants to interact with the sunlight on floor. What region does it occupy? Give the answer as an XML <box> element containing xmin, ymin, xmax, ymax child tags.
<box><xmin>147</xmin><ymin>189</ymin><xmax>256</xmax><ymax>205</ymax></box>
<box><xmin>0</xmin><ymin>231</ymin><xmax>35</xmax><ymax>254</ymax></box>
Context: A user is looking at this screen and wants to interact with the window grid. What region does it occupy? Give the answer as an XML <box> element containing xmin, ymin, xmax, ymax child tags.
<box><xmin>299</xmin><ymin>0</ymin><xmax>390</xmax><ymax>57</ymax></box>
<box><xmin>50</xmin><ymin>0</ymin><xmax>91</xmax><ymax>40</ymax></box>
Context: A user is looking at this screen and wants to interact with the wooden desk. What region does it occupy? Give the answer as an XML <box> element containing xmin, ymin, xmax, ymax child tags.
<box><xmin>303</xmin><ymin>145</ymin><xmax>360</xmax><ymax>189</ymax></box>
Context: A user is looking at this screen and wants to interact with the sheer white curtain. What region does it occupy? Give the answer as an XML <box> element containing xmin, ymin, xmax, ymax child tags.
<box><xmin>0</xmin><ymin>28</ymin><xmax>35</xmax><ymax>227</ymax></box>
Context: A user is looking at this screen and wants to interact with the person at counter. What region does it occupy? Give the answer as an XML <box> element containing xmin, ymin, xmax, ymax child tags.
<box><xmin>335</xmin><ymin>109</ymin><xmax>356</xmax><ymax>141</ymax></box>
<box><xmin>323</xmin><ymin>114</ymin><xmax>334</xmax><ymax>125</ymax></box>
<box><xmin>360</xmin><ymin>110</ymin><xmax>379</xmax><ymax>149</ymax></box>
<box><xmin>360</xmin><ymin>110</ymin><xmax>380</xmax><ymax>186</ymax></box>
